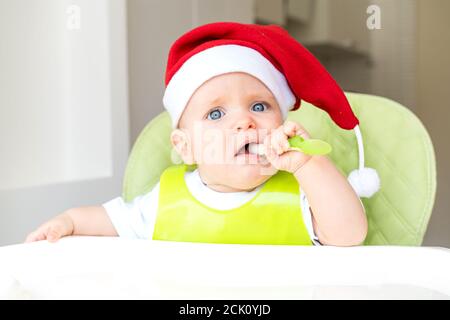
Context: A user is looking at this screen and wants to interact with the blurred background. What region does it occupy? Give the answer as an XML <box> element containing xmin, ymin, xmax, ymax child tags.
<box><xmin>0</xmin><ymin>0</ymin><xmax>448</xmax><ymax>246</ymax></box>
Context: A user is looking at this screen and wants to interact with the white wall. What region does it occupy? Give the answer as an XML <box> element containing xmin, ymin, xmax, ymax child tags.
<box><xmin>0</xmin><ymin>0</ymin><xmax>129</xmax><ymax>245</ymax></box>
<box><xmin>0</xmin><ymin>0</ymin><xmax>113</xmax><ymax>190</ymax></box>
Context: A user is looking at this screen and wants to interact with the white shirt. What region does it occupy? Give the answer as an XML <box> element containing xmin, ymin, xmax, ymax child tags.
<box><xmin>103</xmin><ymin>169</ymin><xmax>321</xmax><ymax>245</ymax></box>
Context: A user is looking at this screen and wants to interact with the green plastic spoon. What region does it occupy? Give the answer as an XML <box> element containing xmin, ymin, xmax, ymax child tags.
<box><xmin>248</xmin><ymin>135</ymin><xmax>332</xmax><ymax>156</ymax></box>
<box><xmin>287</xmin><ymin>135</ymin><xmax>332</xmax><ymax>155</ymax></box>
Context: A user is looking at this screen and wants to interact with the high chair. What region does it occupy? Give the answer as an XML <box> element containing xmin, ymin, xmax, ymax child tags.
<box><xmin>122</xmin><ymin>92</ymin><xmax>436</xmax><ymax>246</ymax></box>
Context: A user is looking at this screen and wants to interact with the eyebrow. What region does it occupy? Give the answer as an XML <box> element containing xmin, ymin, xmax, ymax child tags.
<box><xmin>246</xmin><ymin>92</ymin><xmax>276</xmax><ymax>102</ymax></box>
<box><xmin>207</xmin><ymin>96</ymin><xmax>224</xmax><ymax>107</ymax></box>
<box><xmin>206</xmin><ymin>92</ymin><xmax>276</xmax><ymax>107</ymax></box>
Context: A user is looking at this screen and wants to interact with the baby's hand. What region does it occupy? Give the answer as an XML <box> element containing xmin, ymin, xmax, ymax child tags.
<box><xmin>263</xmin><ymin>121</ymin><xmax>313</xmax><ymax>173</ymax></box>
<box><xmin>25</xmin><ymin>213</ymin><xmax>74</xmax><ymax>243</ymax></box>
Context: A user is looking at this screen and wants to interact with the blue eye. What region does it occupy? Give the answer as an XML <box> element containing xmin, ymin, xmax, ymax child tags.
<box><xmin>207</xmin><ymin>108</ymin><xmax>224</xmax><ymax>120</ymax></box>
<box><xmin>251</xmin><ymin>102</ymin><xmax>267</xmax><ymax>112</ymax></box>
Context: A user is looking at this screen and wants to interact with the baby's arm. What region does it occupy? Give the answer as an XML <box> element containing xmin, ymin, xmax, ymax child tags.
<box><xmin>293</xmin><ymin>156</ymin><xmax>367</xmax><ymax>246</ymax></box>
<box><xmin>265</xmin><ymin>121</ymin><xmax>367</xmax><ymax>246</ymax></box>
<box><xmin>25</xmin><ymin>206</ymin><xmax>118</xmax><ymax>243</ymax></box>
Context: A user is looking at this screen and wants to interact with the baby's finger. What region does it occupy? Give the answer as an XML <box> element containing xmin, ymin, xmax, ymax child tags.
<box><xmin>25</xmin><ymin>230</ymin><xmax>45</xmax><ymax>243</ymax></box>
<box><xmin>294</xmin><ymin>123</ymin><xmax>311</xmax><ymax>139</ymax></box>
<box><xmin>272</xmin><ymin>130</ymin><xmax>289</xmax><ymax>155</ymax></box>
<box><xmin>25</xmin><ymin>232</ymin><xmax>36</xmax><ymax>243</ymax></box>
<box><xmin>45</xmin><ymin>225</ymin><xmax>63</xmax><ymax>243</ymax></box>
<box><xmin>283</xmin><ymin>121</ymin><xmax>300</xmax><ymax>137</ymax></box>
<box><xmin>263</xmin><ymin>135</ymin><xmax>277</xmax><ymax>161</ymax></box>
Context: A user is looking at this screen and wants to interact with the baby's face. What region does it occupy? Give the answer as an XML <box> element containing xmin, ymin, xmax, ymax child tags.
<box><xmin>172</xmin><ymin>72</ymin><xmax>283</xmax><ymax>192</ymax></box>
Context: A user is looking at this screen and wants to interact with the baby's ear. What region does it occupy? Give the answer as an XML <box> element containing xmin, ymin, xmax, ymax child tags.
<box><xmin>170</xmin><ymin>129</ymin><xmax>195</xmax><ymax>165</ymax></box>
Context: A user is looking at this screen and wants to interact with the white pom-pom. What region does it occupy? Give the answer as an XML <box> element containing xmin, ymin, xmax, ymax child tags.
<box><xmin>348</xmin><ymin>167</ymin><xmax>380</xmax><ymax>198</ymax></box>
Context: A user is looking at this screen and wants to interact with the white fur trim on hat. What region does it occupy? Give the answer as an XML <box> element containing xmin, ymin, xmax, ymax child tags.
<box><xmin>163</xmin><ymin>44</ymin><xmax>296</xmax><ymax>128</ymax></box>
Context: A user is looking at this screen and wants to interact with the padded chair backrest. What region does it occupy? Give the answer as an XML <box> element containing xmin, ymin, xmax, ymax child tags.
<box><xmin>123</xmin><ymin>93</ymin><xmax>436</xmax><ymax>246</ymax></box>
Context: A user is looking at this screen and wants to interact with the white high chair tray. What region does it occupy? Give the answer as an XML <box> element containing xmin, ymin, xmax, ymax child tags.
<box><xmin>0</xmin><ymin>236</ymin><xmax>449</xmax><ymax>299</ymax></box>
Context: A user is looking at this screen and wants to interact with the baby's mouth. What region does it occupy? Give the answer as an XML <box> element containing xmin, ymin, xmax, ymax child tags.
<box><xmin>235</xmin><ymin>143</ymin><xmax>251</xmax><ymax>156</ymax></box>
<box><xmin>233</xmin><ymin>139</ymin><xmax>270</xmax><ymax>166</ymax></box>
<box><xmin>234</xmin><ymin>142</ymin><xmax>264</xmax><ymax>162</ymax></box>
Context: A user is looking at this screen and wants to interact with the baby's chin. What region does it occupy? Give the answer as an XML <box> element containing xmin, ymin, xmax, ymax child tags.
<box><xmin>223</xmin><ymin>163</ymin><xmax>277</xmax><ymax>191</ymax></box>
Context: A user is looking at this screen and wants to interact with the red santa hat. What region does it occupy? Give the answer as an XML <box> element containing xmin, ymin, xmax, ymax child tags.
<box><xmin>163</xmin><ymin>22</ymin><xmax>380</xmax><ymax>198</ymax></box>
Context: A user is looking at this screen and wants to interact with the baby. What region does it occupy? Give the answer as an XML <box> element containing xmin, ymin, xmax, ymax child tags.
<box><xmin>26</xmin><ymin>22</ymin><xmax>368</xmax><ymax>246</ymax></box>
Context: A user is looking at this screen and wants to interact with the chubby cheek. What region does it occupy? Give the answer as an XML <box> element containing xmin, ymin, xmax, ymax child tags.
<box><xmin>263</xmin><ymin>115</ymin><xmax>283</xmax><ymax>130</ymax></box>
<box><xmin>189</xmin><ymin>137</ymin><xmax>229</xmax><ymax>165</ymax></box>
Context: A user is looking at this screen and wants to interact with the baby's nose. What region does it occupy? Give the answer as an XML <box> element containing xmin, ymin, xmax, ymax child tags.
<box><xmin>234</xmin><ymin>116</ymin><xmax>256</xmax><ymax>131</ymax></box>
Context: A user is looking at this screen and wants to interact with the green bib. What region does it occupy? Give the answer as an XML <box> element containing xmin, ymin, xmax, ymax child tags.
<box><xmin>152</xmin><ymin>165</ymin><xmax>312</xmax><ymax>245</ymax></box>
